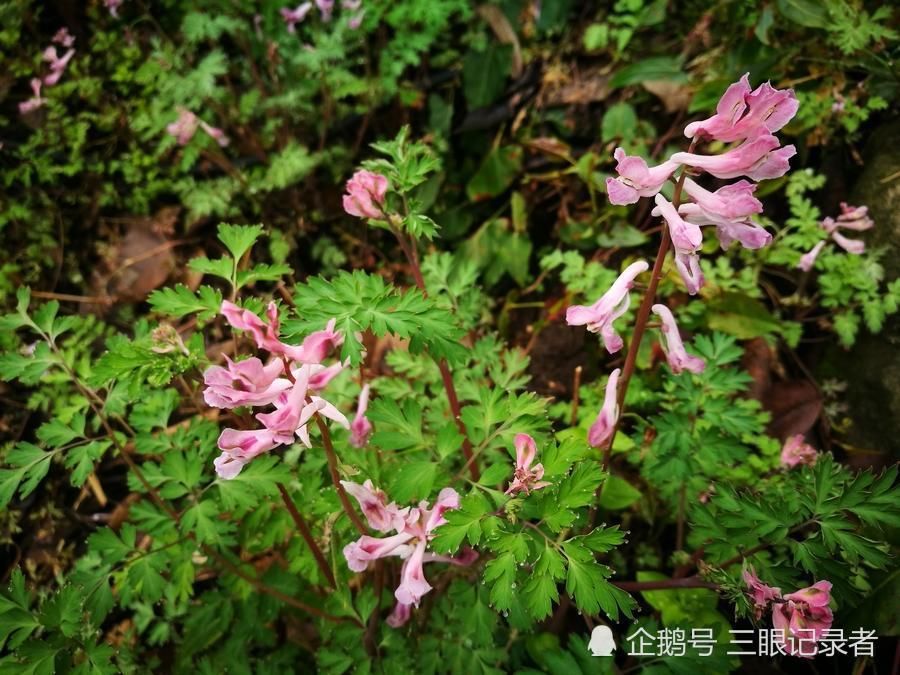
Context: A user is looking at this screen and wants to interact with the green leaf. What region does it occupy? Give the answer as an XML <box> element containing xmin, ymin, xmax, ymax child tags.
<box><xmin>777</xmin><ymin>0</ymin><xmax>829</xmax><ymax>27</ymax></box>
<box><xmin>466</xmin><ymin>147</ymin><xmax>523</xmax><ymax>201</ymax></box>
<box><xmin>706</xmin><ymin>292</ymin><xmax>784</xmax><ymax>340</ymax></box>
<box><xmin>263</xmin><ymin>144</ymin><xmax>319</xmax><ymax>190</ymax></box>
<box><xmin>462</xmin><ymin>44</ymin><xmax>512</xmax><ymax>108</ymax></box>
<box><xmin>188</xmin><ymin>256</ymin><xmax>234</xmax><ymax>281</ymax></box>
<box><xmin>147</xmin><ymin>284</ymin><xmax>223</xmax><ymax>323</ymax></box>
<box><xmin>557</xmin><ymin>464</ymin><xmax>603</xmax><ymax>510</ymax></box>
<box><xmin>597</xmin><ymin>475</ymin><xmax>642</xmax><ymax>510</ymax></box>
<box><xmin>36</xmin><ymin>414</ymin><xmax>86</xmax><ymax>448</ymax></box>
<box><xmin>389</xmin><ymin>461</ymin><xmax>439</xmax><ymax>503</ymax></box>
<box><xmin>5</xmin><ymin>443</ymin><xmax>53</xmax><ymax>501</ymax></box>
<box><xmin>216</xmin><ymin>455</ymin><xmax>291</xmax><ymax>513</ymax></box>
<box><xmin>432</xmin><ymin>492</ymin><xmax>495</xmax><ymax>553</ymax></box>
<box><xmin>609</xmin><ymin>57</ymin><xmax>686</xmax><ymax>89</ymax></box>
<box><xmin>601</xmin><ymin>103</ymin><xmax>638</xmax><ymax>143</ymax></box>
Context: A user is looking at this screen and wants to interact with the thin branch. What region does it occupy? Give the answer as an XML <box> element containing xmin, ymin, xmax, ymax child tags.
<box><xmin>278</xmin><ymin>482</ymin><xmax>336</xmax><ymax>588</ymax></box>
<box><xmin>315</xmin><ymin>414</ymin><xmax>368</xmax><ymax>535</ymax></box>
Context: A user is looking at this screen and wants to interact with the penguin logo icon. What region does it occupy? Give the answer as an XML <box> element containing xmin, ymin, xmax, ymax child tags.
<box><xmin>588</xmin><ymin>625</ymin><xmax>616</xmax><ymax>656</ymax></box>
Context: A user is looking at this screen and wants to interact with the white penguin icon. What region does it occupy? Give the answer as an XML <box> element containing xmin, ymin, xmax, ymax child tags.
<box><xmin>588</xmin><ymin>625</ymin><xmax>616</xmax><ymax>656</ymax></box>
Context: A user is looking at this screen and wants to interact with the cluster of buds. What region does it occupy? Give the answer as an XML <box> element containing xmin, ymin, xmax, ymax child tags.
<box><xmin>744</xmin><ymin>568</ymin><xmax>833</xmax><ymax>658</ymax></box>
<box><xmin>203</xmin><ymin>300</ymin><xmax>371</xmax><ymax>478</ymax></box>
<box><xmin>342</xmin><ymin>481</ymin><xmax>477</xmax><ymax>626</ymax></box>
<box><xmin>281</xmin><ymin>0</ymin><xmax>365</xmax><ymax>31</ymax></box>
<box><xmin>797</xmin><ymin>203</ymin><xmax>874</xmax><ymax>271</ymax></box>
<box><xmin>19</xmin><ymin>28</ymin><xmax>77</xmax><ymax>114</ymax></box>
<box><xmin>166</xmin><ymin>107</ymin><xmax>230</xmax><ymax>148</ymax></box>
<box><xmin>607</xmin><ymin>73</ymin><xmax>799</xmax><ymax>295</ymax></box>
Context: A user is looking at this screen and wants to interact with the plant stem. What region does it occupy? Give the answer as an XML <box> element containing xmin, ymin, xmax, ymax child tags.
<box><xmin>389</xmin><ymin>224</ymin><xmax>479</xmax><ymax>480</ymax></box>
<box><xmin>315</xmin><ymin>414</ymin><xmax>368</xmax><ymax>535</ymax></box>
<box><xmin>611</xmin><ymin>576</ymin><xmax>717</xmax><ymax>592</ymax></box>
<box><xmin>277</xmin><ymin>482</ymin><xmax>336</xmax><ymax>588</ymax></box>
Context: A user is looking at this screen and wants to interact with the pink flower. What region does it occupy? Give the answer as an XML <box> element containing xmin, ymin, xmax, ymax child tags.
<box><xmin>588</xmin><ymin>368</ymin><xmax>620</xmax><ymax>448</ymax></box>
<box><xmin>221</xmin><ymin>301</ymin><xmax>343</xmax><ymax>364</ymax></box>
<box><xmin>281</xmin><ymin>3</ymin><xmax>313</xmax><ymax>32</ymax></box>
<box><xmin>504</xmin><ymin>433</ymin><xmax>551</xmax><ymax>495</ymax></box>
<box><xmin>316</xmin><ymin>0</ymin><xmax>335</xmax><ymax>21</ymax></box>
<box><xmin>166</xmin><ymin>108</ymin><xmax>229</xmax><ymax>147</ymax></box>
<box><xmin>166</xmin><ymin>108</ymin><xmax>200</xmax><ymax>145</ymax></box>
<box><xmin>42</xmin><ymin>46</ymin><xmax>75</xmax><ymax>86</ymax></box>
<box><xmin>52</xmin><ymin>28</ymin><xmax>75</xmax><ymax>48</ymax></box>
<box><xmin>18</xmin><ymin>78</ymin><xmax>46</xmax><ymax>114</ymax></box>
<box><xmin>652</xmin><ymin>194</ymin><xmax>705</xmax><ymax>295</ymax></box>
<box><xmin>341</xmin><ymin>0</ymin><xmax>363</xmax><ymax>9</ymax></box>
<box><xmin>343</xmin><ymin>531</ymin><xmax>413</xmax><ymax>572</ymax></box>
<box><xmin>349</xmin><ymin>384</ymin><xmax>373</xmax><ymax>447</ymax></box>
<box><xmin>679</xmin><ymin>178</ymin><xmax>771</xmax><ymax>250</ymax></box>
<box><xmin>203</xmin><ymin>356</ymin><xmax>291</xmax><ymax>409</ymax></box>
<box><xmin>671</xmin><ymin>134</ymin><xmax>796</xmax><ymax>181</ymax></box>
<box><xmin>780</xmin><ymin>435</ymin><xmax>817</xmax><ymax>468</ymax></box>
<box><xmin>199</xmin><ymin>121</ymin><xmax>230</xmax><ymax>148</ymax></box>
<box><xmin>305</xmin><ymin>361</ymin><xmax>345</xmax><ymax>391</ymax></box>
<box><xmin>343</xmin><ymin>170</ymin><xmax>389</xmax><ymax>220</ymax></box>
<box><xmin>606</xmin><ymin>148</ymin><xmax>680</xmax><ymax>205</ymax></box>
<box><xmin>347</xmin><ymin>10</ymin><xmax>365</xmax><ymax>29</ymax></box>
<box><xmin>742</xmin><ymin>567</ymin><xmax>782</xmax><ymax>619</ymax></box>
<box><xmin>214</xmin><ymin>428</ymin><xmax>280</xmax><ymax>479</ymax></box>
<box><xmin>340</xmin><ymin>479</ymin><xmax>408</xmax><ymax>532</ymax></box>
<box><xmin>820</xmin><ymin>203</ymin><xmax>873</xmax><ymax>254</ymax></box>
<box><xmin>797</xmin><ymin>241</ymin><xmax>825</xmax><ymax>272</ymax></box>
<box><xmin>566</xmin><ymin>261</ymin><xmax>649</xmax><ymax>353</ymax></box>
<box><xmin>342</xmin><ymin>485</ymin><xmax>476</xmax><ymax>627</ymax></box>
<box><xmin>105</xmin><ymin>0</ymin><xmax>124</xmax><ymax>17</ymax></box>
<box><xmin>651</xmin><ymin>304</ymin><xmax>706</xmax><ymax>374</ymax></box>
<box><xmin>684</xmin><ymin>74</ymin><xmax>799</xmax><ymax>143</ymax></box>
<box><xmin>256</xmin><ymin>364</ymin><xmax>349</xmax><ymax>448</ymax></box>
<box><xmin>771</xmin><ymin>581</ymin><xmax>833</xmax><ymax>657</ymax></box>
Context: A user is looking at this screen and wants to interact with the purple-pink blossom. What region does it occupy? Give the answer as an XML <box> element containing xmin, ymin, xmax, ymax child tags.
<box><xmin>742</xmin><ymin>567</ymin><xmax>782</xmax><ymax>619</ymax></box>
<box><xmin>797</xmin><ymin>241</ymin><xmax>825</xmax><ymax>272</ymax></box>
<box><xmin>588</xmin><ymin>368</ymin><xmax>620</xmax><ymax>448</ymax></box>
<box><xmin>771</xmin><ymin>581</ymin><xmax>834</xmax><ymax>658</ymax></box>
<box><xmin>221</xmin><ymin>300</ymin><xmax>343</xmax><ymax>364</ymax></box>
<box><xmin>606</xmin><ymin>148</ymin><xmax>680</xmax><ymax>206</ymax></box>
<box><xmin>820</xmin><ymin>202</ymin><xmax>873</xmax><ymax>254</ymax></box>
<box><xmin>203</xmin><ymin>356</ymin><xmax>291</xmax><ymax>409</ymax></box>
<box><xmin>341</xmin><ymin>479</ymin><xmax>408</xmax><ymax>532</ymax></box>
<box><xmin>651</xmin><ymin>304</ymin><xmax>706</xmax><ymax>374</ymax></box>
<box><xmin>652</xmin><ymin>194</ymin><xmax>705</xmax><ymax>295</ymax></box>
<box><xmin>504</xmin><ymin>433</ymin><xmax>550</xmax><ymax>495</ymax></box>
<box><xmin>166</xmin><ymin>108</ymin><xmax>229</xmax><ymax>147</ymax></box>
<box><xmin>105</xmin><ymin>0</ymin><xmax>124</xmax><ymax>17</ymax></box>
<box><xmin>42</xmin><ymin>46</ymin><xmax>75</xmax><ymax>86</ymax></box>
<box><xmin>566</xmin><ymin>260</ymin><xmax>649</xmax><ymax>353</ymax></box>
<box><xmin>671</xmin><ymin>133</ymin><xmax>796</xmax><ymax>181</ymax></box>
<box><xmin>349</xmin><ymin>383</ymin><xmax>373</xmax><ymax>448</ymax></box>
<box><xmin>684</xmin><ymin>74</ymin><xmax>799</xmax><ymax>143</ymax></box>
<box><xmin>679</xmin><ymin>178</ymin><xmax>771</xmax><ymax>250</ymax></box>
<box><xmin>281</xmin><ymin>3</ymin><xmax>313</xmax><ymax>32</ymax></box>
<box><xmin>343</xmin><ymin>170</ymin><xmax>389</xmax><ymax>220</ymax></box>
<box><xmin>52</xmin><ymin>28</ymin><xmax>75</xmax><ymax>48</ymax></box>
<box><xmin>316</xmin><ymin>0</ymin><xmax>335</xmax><ymax>21</ymax></box>
<box><xmin>19</xmin><ymin>79</ymin><xmax>46</xmax><ymax>115</ymax></box>
<box><xmin>780</xmin><ymin>435</ymin><xmax>817</xmax><ymax>468</ymax></box>
<box><xmin>342</xmin><ymin>484</ymin><xmax>477</xmax><ymax>626</ymax></box>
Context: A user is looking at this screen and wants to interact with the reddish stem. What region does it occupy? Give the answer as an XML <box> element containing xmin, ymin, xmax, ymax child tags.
<box><xmin>389</xmin><ymin>224</ymin><xmax>479</xmax><ymax>480</ymax></box>
<box><xmin>612</xmin><ymin>576</ymin><xmax>717</xmax><ymax>592</ymax></box>
<box><xmin>316</xmin><ymin>414</ymin><xmax>368</xmax><ymax>535</ymax></box>
<box><xmin>278</xmin><ymin>482</ymin><xmax>336</xmax><ymax>588</ymax></box>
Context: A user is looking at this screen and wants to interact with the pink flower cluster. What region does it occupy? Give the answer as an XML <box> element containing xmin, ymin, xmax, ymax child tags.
<box><xmin>743</xmin><ymin>569</ymin><xmax>834</xmax><ymax>658</ymax></box>
<box><xmin>780</xmin><ymin>435</ymin><xmax>818</xmax><ymax>468</ymax></box>
<box><xmin>19</xmin><ymin>28</ymin><xmax>76</xmax><ymax>114</ymax></box>
<box><xmin>343</xmin><ymin>170</ymin><xmax>389</xmax><ymax>220</ymax></box>
<box><xmin>797</xmin><ymin>203</ymin><xmax>874</xmax><ymax>272</ymax></box>
<box><xmin>166</xmin><ymin>107</ymin><xmax>229</xmax><ymax>148</ymax></box>
<box><xmin>281</xmin><ymin>0</ymin><xmax>365</xmax><ymax>32</ymax></box>
<box><xmin>342</xmin><ymin>481</ymin><xmax>478</xmax><ymax>626</ymax></box>
<box><xmin>607</xmin><ymin>74</ymin><xmax>799</xmax><ymax>294</ymax></box>
<box><xmin>204</xmin><ymin>300</ymin><xmax>364</xmax><ymax>479</ymax></box>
